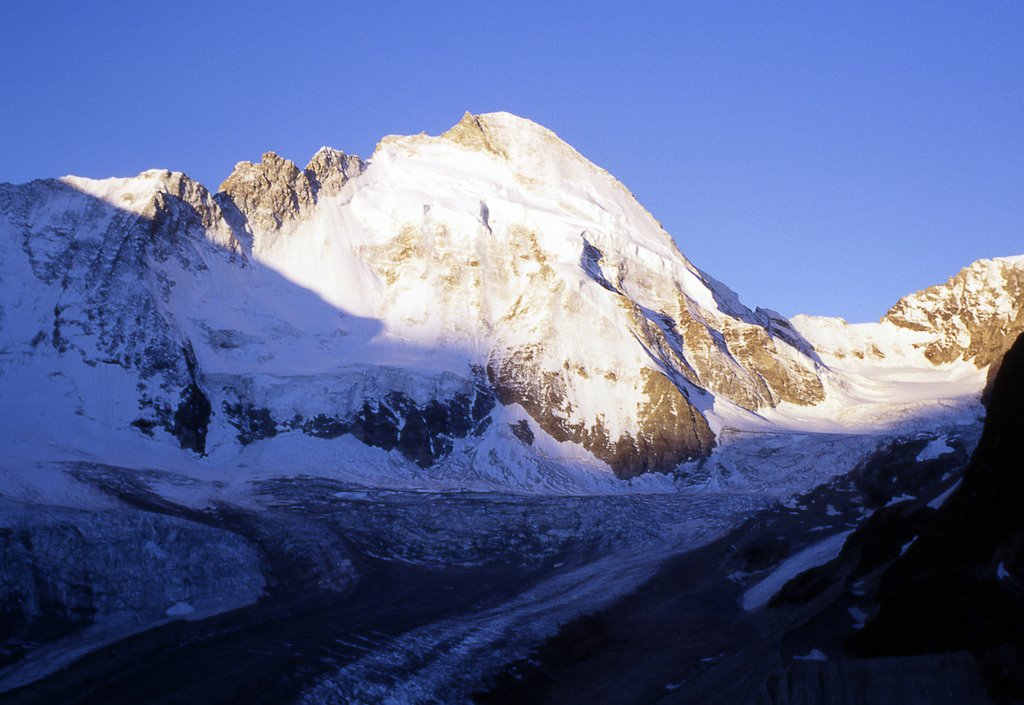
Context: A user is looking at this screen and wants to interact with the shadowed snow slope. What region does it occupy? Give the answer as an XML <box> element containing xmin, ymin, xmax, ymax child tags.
<box><xmin>0</xmin><ymin>112</ymin><xmax>1011</xmax><ymax>492</ymax></box>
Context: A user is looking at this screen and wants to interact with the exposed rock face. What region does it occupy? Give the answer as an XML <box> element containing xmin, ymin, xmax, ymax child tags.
<box><xmin>627</xmin><ymin>367</ymin><xmax>716</xmax><ymax>475</ymax></box>
<box><xmin>661</xmin><ymin>301</ymin><xmax>825</xmax><ymax>409</ymax></box>
<box><xmin>219</xmin><ymin>152</ymin><xmax>316</xmax><ymax>235</ymax></box>
<box><xmin>489</xmin><ymin>351</ymin><xmax>713</xmax><ymax>479</ymax></box>
<box><xmin>509</xmin><ymin>419</ymin><xmax>535</xmax><ymax>445</ymax></box>
<box><xmin>300</xmin><ymin>381</ymin><xmax>495</xmax><ymax>468</ymax></box>
<box><xmin>304</xmin><ymin>147</ymin><xmax>364</xmax><ymax>198</ymax></box>
<box><xmin>720</xmin><ymin>319</ymin><xmax>826</xmax><ymax>406</ymax></box>
<box><xmin>885</xmin><ymin>257</ymin><xmax>1024</xmax><ymax>368</ymax></box>
<box><xmin>442</xmin><ymin>111</ymin><xmax>510</xmax><ymax>159</ymax></box>
<box><xmin>218</xmin><ymin>148</ymin><xmax>363</xmax><ymax>243</ymax></box>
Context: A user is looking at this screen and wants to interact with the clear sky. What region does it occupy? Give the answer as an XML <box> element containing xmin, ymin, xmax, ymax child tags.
<box><xmin>2</xmin><ymin>1</ymin><xmax>1021</xmax><ymax>322</ymax></box>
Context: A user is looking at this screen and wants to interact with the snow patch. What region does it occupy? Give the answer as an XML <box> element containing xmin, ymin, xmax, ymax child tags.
<box><xmin>927</xmin><ymin>479</ymin><xmax>962</xmax><ymax>509</ymax></box>
<box><xmin>849</xmin><ymin>606</ymin><xmax>869</xmax><ymax>629</ymax></box>
<box><xmin>917</xmin><ymin>435</ymin><xmax>954</xmax><ymax>462</ymax></box>
<box><xmin>742</xmin><ymin>530</ymin><xmax>852</xmax><ymax>611</ymax></box>
<box><xmin>165</xmin><ymin>602</ymin><xmax>196</xmax><ymax>617</ymax></box>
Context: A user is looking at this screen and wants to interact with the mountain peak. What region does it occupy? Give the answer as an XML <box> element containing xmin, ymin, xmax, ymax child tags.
<box><xmin>10</xmin><ymin>113</ymin><xmax>1009</xmax><ymax>486</ymax></box>
<box><xmin>216</xmin><ymin>147</ymin><xmax>362</xmax><ymax>242</ymax></box>
<box><xmin>304</xmin><ymin>147</ymin><xmax>364</xmax><ymax>198</ymax></box>
<box><xmin>441</xmin><ymin>111</ymin><xmax>511</xmax><ymax>158</ymax></box>
<box><xmin>220</xmin><ymin>152</ymin><xmax>302</xmax><ymax>190</ymax></box>
<box><xmin>884</xmin><ymin>255</ymin><xmax>1024</xmax><ymax>367</ymax></box>
<box><xmin>217</xmin><ymin>152</ymin><xmax>313</xmax><ymax>237</ymax></box>
<box><xmin>434</xmin><ymin>110</ymin><xmax>561</xmax><ymax>160</ymax></box>
<box><xmin>439</xmin><ymin>111</ymin><xmax>572</xmax><ymax>161</ymax></box>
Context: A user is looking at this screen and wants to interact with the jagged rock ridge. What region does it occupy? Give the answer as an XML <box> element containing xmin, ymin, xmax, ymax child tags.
<box><xmin>886</xmin><ymin>256</ymin><xmax>1024</xmax><ymax>368</ymax></box>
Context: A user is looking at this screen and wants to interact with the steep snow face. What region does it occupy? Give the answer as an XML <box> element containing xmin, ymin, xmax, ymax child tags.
<box><xmin>0</xmin><ymin>170</ymin><xmax>247</xmax><ymax>456</ymax></box>
<box><xmin>211</xmin><ymin>111</ymin><xmax>828</xmax><ymax>476</ymax></box>
<box><xmin>0</xmin><ymin>111</ymin><xmax>1004</xmax><ymax>487</ymax></box>
<box><xmin>783</xmin><ymin>315</ymin><xmax>984</xmax><ymax>431</ymax></box>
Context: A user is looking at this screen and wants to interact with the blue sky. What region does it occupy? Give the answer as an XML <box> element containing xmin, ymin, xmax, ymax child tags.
<box><xmin>2</xmin><ymin>1</ymin><xmax>1021</xmax><ymax>322</ymax></box>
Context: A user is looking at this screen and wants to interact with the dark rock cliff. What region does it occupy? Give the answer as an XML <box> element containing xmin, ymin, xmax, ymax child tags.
<box><xmin>853</xmin><ymin>331</ymin><xmax>1024</xmax><ymax>702</ymax></box>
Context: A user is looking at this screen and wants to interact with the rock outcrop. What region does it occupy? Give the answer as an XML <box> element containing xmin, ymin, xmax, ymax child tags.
<box><xmin>489</xmin><ymin>351</ymin><xmax>714</xmax><ymax>479</ymax></box>
<box><xmin>217</xmin><ymin>148</ymin><xmax>363</xmax><ymax>243</ymax></box>
<box><xmin>885</xmin><ymin>257</ymin><xmax>1024</xmax><ymax>368</ymax></box>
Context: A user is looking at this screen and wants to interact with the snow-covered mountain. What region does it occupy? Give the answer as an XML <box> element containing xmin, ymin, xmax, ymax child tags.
<box><xmin>0</xmin><ymin>112</ymin><xmax>1015</xmax><ymax>489</ymax></box>
<box><xmin>794</xmin><ymin>255</ymin><xmax>1024</xmax><ymax>371</ymax></box>
<box><xmin>4</xmin><ymin>111</ymin><xmax>1024</xmax><ymax>704</ymax></box>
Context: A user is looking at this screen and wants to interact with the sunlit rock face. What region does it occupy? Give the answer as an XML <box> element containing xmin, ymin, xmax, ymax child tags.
<box><xmin>217</xmin><ymin>148</ymin><xmax>363</xmax><ymax>243</ymax></box>
<box><xmin>885</xmin><ymin>256</ymin><xmax>1024</xmax><ymax>368</ymax></box>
